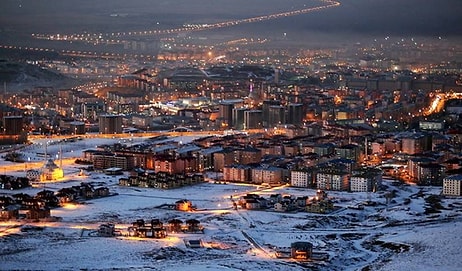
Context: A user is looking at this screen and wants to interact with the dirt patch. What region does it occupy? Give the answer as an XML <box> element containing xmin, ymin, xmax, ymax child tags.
<box><xmin>371</xmin><ymin>240</ymin><xmax>410</xmax><ymax>253</ymax></box>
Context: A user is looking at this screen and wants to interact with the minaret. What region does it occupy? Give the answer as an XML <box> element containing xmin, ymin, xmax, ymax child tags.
<box><xmin>364</xmin><ymin>137</ymin><xmax>368</xmax><ymax>162</ymax></box>
<box><xmin>248</xmin><ymin>79</ymin><xmax>261</xmax><ymax>107</ymax></box>
<box><xmin>59</xmin><ymin>143</ymin><xmax>63</xmax><ymax>169</ymax></box>
<box><xmin>249</xmin><ymin>79</ymin><xmax>253</xmax><ymax>94</ymax></box>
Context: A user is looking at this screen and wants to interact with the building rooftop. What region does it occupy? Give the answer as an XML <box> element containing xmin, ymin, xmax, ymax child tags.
<box><xmin>444</xmin><ymin>174</ymin><xmax>462</xmax><ymax>181</ymax></box>
<box><xmin>43</xmin><ymin>159</ymin><xmax>59</xmax><ymax>170</ymax></box>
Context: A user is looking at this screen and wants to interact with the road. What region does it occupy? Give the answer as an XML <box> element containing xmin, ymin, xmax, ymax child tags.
<box><xmin>424</xmin><ymin>91</ymin><xmax>462</xmax><ymax>116</ymax></box>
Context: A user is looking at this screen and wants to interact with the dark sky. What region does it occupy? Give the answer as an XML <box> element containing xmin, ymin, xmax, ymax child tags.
<box><xmin>296</xmin><ymin>0</ymin><xmax>462</xmax><ymax>37</ymax></box>
<box><xmin>0</xmin><ymin>0</ymin><xmax>461</xmax><ymax>40</ymax></box>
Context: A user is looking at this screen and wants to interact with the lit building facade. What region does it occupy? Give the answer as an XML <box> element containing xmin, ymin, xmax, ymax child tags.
<box><xmin>223</xmin><ymin>165</ymin><xmax>251</xmax><ymax>182</ymax></box>
<box><xmin>3</xmin><ymin>116</ymin><xmax>23</xmax><ymax>135</ymax></box>
<box><xmin>244</xmin><ymin>110</ymin><xmax>262</xmax><ymax>129</ymax></box>
<box><xmin>291</xmin><ymin>169</ymin><xmax>316</xmax><ymax>188</ymax></box>
<box><xmin>316</xmin><ymin>172</ymin><xmax>349</xmax><ymax>191</ymax></box>
<box><xmin>350</xmin><ymin>170</ymin><xmax>382</xmax><ymax>192</ymax></box>
<box><xmin>99</xmin><ymin>114</ymin><xmax>123</xmax><ymax>134</ymax></box>
<box><xmin>443</xmin><ymin>175</ymin><xmax>462</xmax><ymax>196</ymax></box>
<box><xmin>287</xmin><ymin>103</ymin><xmax>304</xmax><ymax>126</ymax></box>
<box><xmin>40</xmin><ymin>159</ymin><xmax>64</xmax><ymax>182</ymax></box>
<box><xmin>251</xmin><ymin>167</ymin><xmax>283</xmax><ymax>185</ymax></box>
<box><xmin>232</xmin><ymin>107</ymin><xmax>246</xmax><ymax>130</ymax></box>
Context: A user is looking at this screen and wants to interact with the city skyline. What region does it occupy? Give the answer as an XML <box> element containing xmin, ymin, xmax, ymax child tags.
<box><xmin>1</xmin><ymin>1</ymin><xmax>462</xmax><ymax>270</ymax></box>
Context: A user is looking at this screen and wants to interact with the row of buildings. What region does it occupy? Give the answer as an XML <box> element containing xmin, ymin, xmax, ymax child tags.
<box><xmin>0</xmin><ymin>175</ymin><xmax>31</xmax><ymax>190</ymax></box>
<box><xmin>76</xmin><ymin>128</ymin><xmax>459</xmax><ymax>191</ymax></box>
<box><xmin>0</xmin><ymin>183</ymin><xmax>111</xmax><ymax>221</ymax></box>
<box><xmin>0</xmin><ymin>190</ymin><xmax>54</xmax><ymax>221</ymax></box>
<box><xmin>293</xmin><ymin>167</ymin><xmax>382</xmax><ymax>192</ymax></box>
<box><xmin>118</xmin><ymin>172</ymin><xmax>205</xmax><ymax>189</ymax></box>
<box><xmin>6</xmin><ymin>64</ymin><xmax>457</xmax><ymax>136</ymax></box>
<box><xmin>237</xmin><ymin>190</ymin><xmax>334</xmax><ymax>214</ymax></box>
<box><xmin>128</xmin><ymin>218</ymin><xmax>204</xmax><ymax>238</ymax></box>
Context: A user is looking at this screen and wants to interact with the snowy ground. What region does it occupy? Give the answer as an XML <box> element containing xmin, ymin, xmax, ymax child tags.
<box><xmin>1</xmin><ymin>136</ymin><xmax>462</xmax><ymax>270</ymax></box>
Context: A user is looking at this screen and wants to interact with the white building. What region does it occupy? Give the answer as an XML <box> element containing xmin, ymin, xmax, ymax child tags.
<box><xmin>316</xmin><ymin>172</ymin><xmax>349</xmax><ymax>191</ymax></box>
<box><xmin>443</xmin><ymin>175</ymin><xmax>462</xmax><ymax>196</ymax></box>
<box><xmin>291</xmin><ymin>170</ymin><xmax>313</xmax><ymax>188</ymax></box>
<box><xmin>251</xmin><ymin>167</ymin><xmax>283</xmax><ymax>185</ymax></box>
<box><xmin>350</xmin><ymin>170</ymin><xmax>382</xmax><ymax>192</ymax></box>
<box><xmin>350</xmin><ymin>176</ymin><xmax>371</xmax><ymax>192</ymax></box>
<box><xmin>223</xmin><ymin>165</ymin><xmax>251</xmax><ymax>183</ymax></box>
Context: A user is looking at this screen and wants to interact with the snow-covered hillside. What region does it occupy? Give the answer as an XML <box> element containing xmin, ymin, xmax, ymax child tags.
<box><xmin>1</xmin><ymin>136</ymin><xmax>461</xmax><ymax>270</ymax></box>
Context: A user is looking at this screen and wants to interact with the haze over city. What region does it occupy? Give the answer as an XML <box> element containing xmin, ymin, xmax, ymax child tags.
<box><xmin>1</xmin><ymin>0</ymin><xmax>462</xmax><ymax>48</ymax></box>
<box><xmin>0</xmin><ymin>1</ymin><xmax>462</xmax><ymax>270</ymax></box>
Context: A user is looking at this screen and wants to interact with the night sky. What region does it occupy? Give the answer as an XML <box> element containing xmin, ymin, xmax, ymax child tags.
<box><xmin>0</xmin><ymin>0</ymin><xmax>461</xmax><ymax>43</ymax></box>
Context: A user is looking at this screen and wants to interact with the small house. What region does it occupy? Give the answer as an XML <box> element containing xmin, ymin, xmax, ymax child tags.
<box><xmin>185</xmin><ymin>239</ymin><xmax>203</xmax><ymax>248</ymax></box>
<box><xmin>274</xmin><ymin>202</ymin><xmax>286</xmax><ymax>212</ymax></box>
<box><xmin>26</xmin><ymin>207</ymin><xmax>51</xmax><ymax>220</ymax></box>
<box><xmin>167</xmin><ymin>219</ymin><xmax>183</xmax><ymax>233</ymax></box>
<box><xmin>175</xmin><ymin>199</ymin><xmax>192</xmax><ymax>212</ymax></box>
<box><xmin>36</xmin><ymin>190</ymin><xmax>59</xmax><ymax>207</ymax></box>
<box><xmin>12</xmin><ymin>193</ymin><xmax>32</xmax><ymax>205</ymax></box>
<box><xmin>239</xmin><ymin>194</ymin><xmax>259</xmax><ymax>208</ymax></box>
<box><xmin>291</xmin><ymin>242</ymin><xmax>313</xmax><ymax>260</ymax></box>
<box><xmin>22</xmin><ymin>198</ymin><xmax>45</xmax><ymax>209</ymax></box>
<box><xmin>95</xmin><ymin>187</ymin><xmax>110</xmax><ymax>197</ymax></box>
<box><xmin>296</xmin><ymin>196</ymin><xmax>309</xmax><ymax>208</ymax></box>
<box><xmin>79</xmin><ymin>183</ymin><xmax>95</xmax><ymax>199</ymax></box>
<box><xmin>56</xmin><ymin>188</ymin><xmax>77</xmax><ymax>204</ymax></box>
<box><xmin>150</xmin><ymin>219</ymin><xmax>163</xmax><ymax>228</ymax></box>
<box><xmin>104</xmin><ymin>167</ymin><xmax>123</xmax><ymax>176</ymax></box>
<box><xmin>0</xmin><ymin>196</ymin><xmax>14</xmax><ymax>206</ymax></box>
<box><xmin>245</xmin><ymin>199</ymin><xmax>261</xmax><ymax>210</ymax></box>
<box><xmin>0</xmin><ymin>205</ymin><xmax>20</xmax><ymax>220</ymax></box>
<box><xmin>185</xmin><ymin>219</ymin><xmax>203</xmax><ymax>233</ymax></box>
<box><xmin>306</xmin><ymin>199</ymin><xmax>334</xmax><ymax>214</ymax></box>
<box><xmin>153</xmin><ymin>227</ymin><xmax>167</xmax><ymax>239</ymax></box>
<box><xmin>118</xmin><ymin>178</ymin><xmax>130</xmax><ymax>186</ymax></box>
<box><xmin>274</xmin><ymin>197</ymin><xmax>296</xmax><ymax>212</ymax></box>
<box><xmin>128</xmin><ymin>219</ymin><xmax>167</xmax><ymax>239</ymax></box>
<box><xmin>98</xmin><ymin>223</ymin><xmax>116</xmax><ymax>237</ymax></box>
